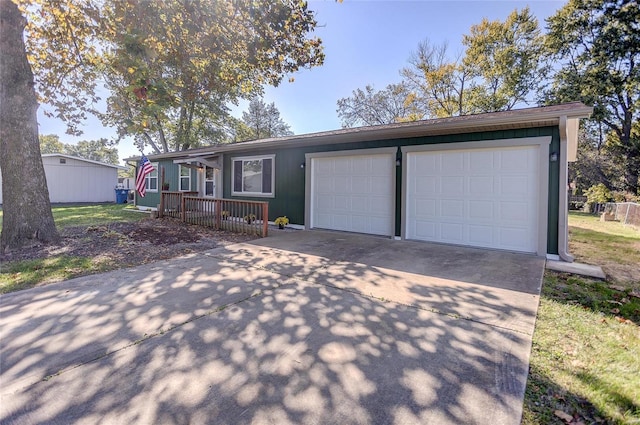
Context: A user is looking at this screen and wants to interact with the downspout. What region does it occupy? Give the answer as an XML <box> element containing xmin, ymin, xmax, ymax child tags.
<box><xmin>557</xmin><ymin>116</ymin><xmax>574</xmax><ymax>262</ymax></box>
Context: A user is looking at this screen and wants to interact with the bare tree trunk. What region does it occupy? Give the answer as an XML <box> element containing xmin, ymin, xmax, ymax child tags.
<box><xmin>0</xmin><ymin>0</ymin><xmax>59</xmax><ymax>252</ymax></box>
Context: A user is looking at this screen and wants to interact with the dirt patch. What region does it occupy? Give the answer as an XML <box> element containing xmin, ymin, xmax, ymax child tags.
<box><xmin>0</xmin><ymin>218</ymin><xmax>259</xmax><ymax>267</ymax></box>
<box><xmin>569</xmin><ymin>238</ymin><xmax>640</xmax><ymax>284</ymax></box>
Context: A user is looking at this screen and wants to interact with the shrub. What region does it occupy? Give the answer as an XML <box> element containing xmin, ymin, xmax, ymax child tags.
<box><xmin>584</xmin><ymin>183</ymin><xmax>612</xmax><ymax>204</ymax></box>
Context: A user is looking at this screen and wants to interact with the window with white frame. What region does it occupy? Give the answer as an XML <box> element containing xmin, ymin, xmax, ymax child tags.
<box><xmin>146</xmin><ymin>163</ymin><xmax>159</xmax><ymax>192</ymax></box>
<box><xmin>232</xmin><ymin>155</ymin><xmax>275</xmax><ymax>197</ymax></box>
<box><xmin>205</xmin><ymin>166</ymin><xmax>216</xmax><ymax>197</ymax></box>
<box><xmin>179</xmin><ymin>165</ymin><xmax>191</xmax><ymax>191</ymax></box>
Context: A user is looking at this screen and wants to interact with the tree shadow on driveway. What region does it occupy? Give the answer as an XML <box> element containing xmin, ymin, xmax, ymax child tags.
<box><xmin>0</xmin><ymin>233</ymin><xmax>544</xmax><ymax>424</ymax></box>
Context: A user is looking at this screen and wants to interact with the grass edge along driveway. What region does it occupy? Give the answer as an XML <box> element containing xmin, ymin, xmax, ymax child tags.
<box><xmin>522</xmin><ymin>212</ymin><xmax>639</xmax><ymax>425</ymax></box>
<box><xmin>0</xmin><ymin>204</ymin><xmax>147</xmax><ymax>294</ymax></box>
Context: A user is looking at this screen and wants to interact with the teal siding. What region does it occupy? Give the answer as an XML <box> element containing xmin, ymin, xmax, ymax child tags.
<box><xmin>135</xmin><ymin>159</ymin><xmax>183</xmax><ymax>209</ymax></box>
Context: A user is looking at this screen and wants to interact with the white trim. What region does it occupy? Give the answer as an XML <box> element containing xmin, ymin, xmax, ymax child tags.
<box><xmin>304</xmin><ymin>147</ymin><xmax>397</xmax><ymax>236</ymax></box>
<box><xmin>42</xmin><ymin>154</ymin><xmax>128</xmax><ymax>170</ymax></box>
<box><xmin>231</xmin><ymin>154</ymin><xmax>276</xmax><ymax>198</ymax></box>
<box><xmin>146</xmin><ymin>162</ymin><xmax>159</xmax><ymax>193</ymax></box>
<box><xmin>558</xmin><ymin>116</ymin><xmax>574</xmax><ymax>262</ymax></box>
<box><xmin>179</xmin><ymin>164</ymin><xmax>192</xmax><ymax>192</ymax></box>
<box><xmin>401</xmin><ymin>137</ymin><xmax>551</xmax><ymax>256</ymax></box>
<box><xmin>546</xmin><ymin>254</ymin><xmax>560</xmax><ymax>261</ymax></box>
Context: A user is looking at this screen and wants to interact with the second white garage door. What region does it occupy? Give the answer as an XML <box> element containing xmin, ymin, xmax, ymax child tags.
<box><xmin>405</xmin><ymin>145</ymin><xmax>540</xmax><ymax>253</ymax></box>
<box><xmin>311</xmin><ymin>153</ymin><xmax>395</xmax><ymax>236</ymax></box>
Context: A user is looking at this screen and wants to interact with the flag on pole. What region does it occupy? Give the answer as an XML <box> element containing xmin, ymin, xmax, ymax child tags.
<box><xmin>135</xmin><ymin>156</ymin><xmax>154</xmax><ymax>197</ymax></box>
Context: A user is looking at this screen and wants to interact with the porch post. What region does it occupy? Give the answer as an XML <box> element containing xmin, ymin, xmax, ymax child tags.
<box><xmin>262</xmin><ymin>202</ymin><xmax>268</xmax><ymax>237</ymax></box>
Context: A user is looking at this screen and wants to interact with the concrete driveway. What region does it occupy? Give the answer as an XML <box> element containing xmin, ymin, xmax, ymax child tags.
<box><xmin>0</xmin><ymin>230</ymin><xmax>544</xmax><ymax>425</ymax></box>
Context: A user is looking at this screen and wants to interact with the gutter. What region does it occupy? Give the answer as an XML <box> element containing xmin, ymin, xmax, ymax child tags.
<box><xmin>558</xmin><ymin>116</ymin><xmax>574</xmax><ymax>263</ymax></box>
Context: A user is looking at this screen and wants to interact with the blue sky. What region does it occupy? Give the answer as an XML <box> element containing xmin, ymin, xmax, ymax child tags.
<box><xmin>37</xmin><ymin>0</ymin><xmax>567</xmax><ymax>163</ymax></box>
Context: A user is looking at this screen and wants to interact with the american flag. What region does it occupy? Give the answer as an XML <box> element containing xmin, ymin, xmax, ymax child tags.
<box><xmin>135</xmin><ymin>156</ymin><xmax>154</xmax><ymax>197</ymax></box>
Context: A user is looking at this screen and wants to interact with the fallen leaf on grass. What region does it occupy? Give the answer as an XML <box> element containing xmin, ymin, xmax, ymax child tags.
<box><xmin>554</xmin><ymin>410</ymin><xmax>574</xmax><ymax>422</ymax></box>
<box><xmin>609</xmin><ymin>285</ymin><xmax>626</xmax><ymax>291</ymax></box>
<box><xmin>610</xmin><ymin>308</ymin><xmax>620</xmax><ymax>314</ymax></box>
<box><xmin>630</xmin><ymin>289</ymin><xmax>640</xmax><ymax>299</ymax></box>
<box><xmin>615</xmin><ymin>316</ymin><xmax>633</xmax><ymax>324</ymax></box>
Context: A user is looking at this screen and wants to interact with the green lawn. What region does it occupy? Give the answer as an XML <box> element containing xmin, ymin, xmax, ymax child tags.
<box><xmin>522</xmin><ymin>212</ymin><xmax>640</xmax><ymax>425</ymax></box>
<box><xmin>0</xmin><ymin>203</ymin><xmax>146</xmax><ymax>229</ymax></box>
<box><xmin>0</xmin><ymin>203</ymin><xmax>147</xmax><ymax>293</ymax></box>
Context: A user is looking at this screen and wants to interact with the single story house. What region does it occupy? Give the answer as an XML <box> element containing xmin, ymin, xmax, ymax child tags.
<box><xmin>127</xmin><ymin>102</ymin><xmax>592</xmax><ymax>260</ymax></box>
<box><xmin>0</xmin><ymin>154</ymin><xmax>127</xmax><ymax>204</ymax></box>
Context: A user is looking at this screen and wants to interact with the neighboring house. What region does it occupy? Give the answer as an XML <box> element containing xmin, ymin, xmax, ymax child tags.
<box><xmin>0</xmin><ymin>154</ymin><xmax>126</xmax><ymax>204</ymax></box>
<box><xmin>127</xmin><ymin>102</ymin><xmax>592</xmax><ymax>260</ymax></box>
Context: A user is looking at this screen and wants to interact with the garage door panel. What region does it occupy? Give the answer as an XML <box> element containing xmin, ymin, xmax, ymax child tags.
<box><xmin>351</xmin><ymin>195</ymin><xmax>369</xmax><ymax>210</ymax></box>
<box><xmin>406</xmin><ymin>145</ymin><xmax>539</xmax><ymax>253</ymax></box>
<box><xmin>500</xmin><ymin>202</ymin><xmax>527</xmax><ymax>221</ymax></box>
<box><xmin>334</xmin><ymin>158</ymin><xmax>351</xmax><ymax>173</ymax></box>
<box><xmin>469</xmin><ymin>201</ymin><xmax>494</xmax><ymax>220</ymax></box>
<box><xmin>370</xmin><ymin>198</ymin><xmax>391</xmax><ymax>214</ymax></box>
<box><xmin>414</xmin><ymin>221</ymin><xmax>437</xmax><ymax>239</ymax></box>
<box><xmin>470</xmin><ymin>176</ymin><xmax>494</xmax><ymax>194</ymax></box>
<box><xmin>468</xmin><ymin>225</ymin><xmax>493</xmax><ymax>245</ymax></box>
<box><xmin>370</xmin><ymin>155</ymin><xmax>391</xmax><ymax>170</ymax></box>
<box><xmin>441</xmin><ymin>176</ymin><xmax>464</xmax><ymax>194</ymax></box>
<box><xmin>334</xmin><ymin>176</ymin><xmax>350</xmax><ymax>193</ymax></box>
<box><xmin>441</xmin><ymin>200</ymin><xmax>464</xmax><ymax>217</ymax></box>
<box><xmin>442</xmin><ymin>152</ymin><xmax>464</xmax><ymax>172</ymax></box>
<box><xmin>501</xmin><ymin>149</ymin><xmax>532</xmax><ymax>171</ymax></box>
<box><xmin>500</xmin><ymin>227</ymin><xmax>530</xmax><ymax>250</ymax></box>
<box><xmin>470</xmin><ymin>150</ymin><xmax>495</xmax><ymax>171</ymax></box>
<box><xmin>370</xmin><ymin>176</ymin><xmax>391</xmax><ymax>190</ymax></box>
<box><xmin>501</xmin><ymin>176</ymin><xmax>528</xmax><ymax>196</ymax></box>
<box><xmin>441</xmin><ymin>223</ymin><xmax>464</xmax><ymax>241</ymax></box>
<box><xmin>352</xmin><ymin>176</ymin><xmax>369</xmax><ymax>192</ymax></box>
<box><xmin>316</xmin><ymin>176</ymin><xmax>334</xmax><ymax>192</ymax></box>
<box><xmin>312</xmin><ymin>153</ymin><xmax>394</xmax><ymax>236</ymax></box>
<box><xmin>416</xmin><ymin>176</ymin><xmax>437</xmax><ymax>193</ymax></box>
<box><xmin>415</xmin><ymin>199</ymin><xmax>436</xmax><ymax>217</ymax></box>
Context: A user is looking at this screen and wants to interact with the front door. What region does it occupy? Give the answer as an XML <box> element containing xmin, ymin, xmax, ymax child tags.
<box><xmin>204</xmin><ymin>166</ymin><xmax>218</xmax><ymax>197</ymax></box>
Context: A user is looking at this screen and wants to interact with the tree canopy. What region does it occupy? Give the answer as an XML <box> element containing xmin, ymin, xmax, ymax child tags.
<box><xmin>336</xmin><ymin>83</ymin><xmax>419</xmax><ymax>128</ymax></box>
<box><xmin>339</xmin><ymin>8</ymin><xmax>545</xmax><ymax>125</ymax></box>
<box><xmin>462</xmin><ymin>7</ymin><xmax>546</xmax><ymax>112</ymax></box>
<box><xmin>39</xmin><ymin>135</ymin><xmax>120</xmax><ymax>165</ymax></box>
<box><xmin>22</xmin><ymin>0</ymin><xmax>324</xmax><ymax>154</ymax></box>
<box><xmin>238</xmin><ymin>98</ymin><xmax>293</xmax><ymax>140</ymax></box>
<box><xmin>545</xmin><ymin>0</ymin><xmax>639</xmax><ymax>194</ymax></box>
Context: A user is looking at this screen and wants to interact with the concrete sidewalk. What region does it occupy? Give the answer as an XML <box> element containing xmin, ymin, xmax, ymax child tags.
<box><xmin>0</xmin><ymin>231</ymin><xmax>544</xmax><ymax>425</ymax></box>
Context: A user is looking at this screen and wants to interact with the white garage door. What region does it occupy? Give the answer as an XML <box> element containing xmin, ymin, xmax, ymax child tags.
<box><xmin>311</xmin><ymin>153</ymin><xmax>394</xmax><ymax>236</ymax></box>
<box><xmin>406</xmin><ymin>145</ymin><xmax>539</xmax><ymax>252</ymax></box>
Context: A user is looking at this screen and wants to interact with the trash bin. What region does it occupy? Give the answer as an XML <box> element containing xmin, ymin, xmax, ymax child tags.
<box><xmin>115</xmin><ymin>188</ymin><xmax>129</xmax><ymax>204</ymax></box>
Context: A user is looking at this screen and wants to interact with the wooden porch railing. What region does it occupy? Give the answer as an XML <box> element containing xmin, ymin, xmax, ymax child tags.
<box><xmin>159</xmin><ymin>191</ymin><xmax>268</xmax><ymax>237</ymax></box>
<box><xmin>159</xmin><ymin>191</ymin><xmax>197</xmax><ymax>219</ymax></box>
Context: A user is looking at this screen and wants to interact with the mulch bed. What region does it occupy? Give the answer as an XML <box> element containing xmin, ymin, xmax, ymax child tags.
<box><xmin>0</xmin><ymin>218</ymin><xmax>260</xmax><ymax>267</ymax></box>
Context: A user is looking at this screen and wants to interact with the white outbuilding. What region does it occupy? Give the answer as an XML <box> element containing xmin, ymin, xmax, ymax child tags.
<box><xmin>0</xmin><ymin>154</ymin><xmax>127</xmax><ymax>204</ymax></box>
